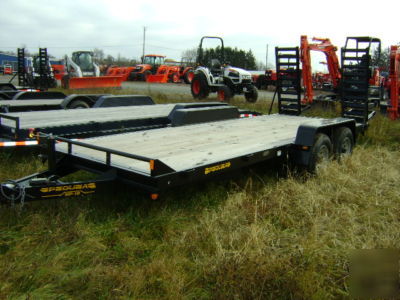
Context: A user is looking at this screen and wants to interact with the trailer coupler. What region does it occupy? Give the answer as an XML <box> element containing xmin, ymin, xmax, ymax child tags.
<box><xmin>0</xmin><ymin>180</ymin><xmax>27</xmax><ymax>206</ymax></box>
<box><xmin>0</xmin><ymin>170</ymin><xmax>117</xmax><ymax>205</ymax></box>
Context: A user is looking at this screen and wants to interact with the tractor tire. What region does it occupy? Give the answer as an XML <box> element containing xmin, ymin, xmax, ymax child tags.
<box><xmin>171</xmin><ymin>72</ymin><xmax>180</xmax><ymax>83</ymax></box>
<box><xmin>307</xmin><ymin>133</ymin><xmax>332</xmax><ymax>173</ymax></box>
<box><xmin>128</xmin><ymin>72</ymin><xmax>137</xmax><ymax>81</ymax></box>
<box><xmin>69</xmin><ymin>100</ymin><xmax>90</xmax><ymax>109</ymax></box>
<box><xmin>217</xmin><ymin>86</ymin><xmax>233</xmax><ymax>102</ymax></box>
<box><xmin>143</xmin><ymin>70</ymin><xmax>152</xmax><ymax>81</ymax></box>
<box><xmin>184</xmin><ymin>70</ymin><xmax>194</xmax><ymax>84</ymax></box>
<box><xmin>245</xmin><ymin>86</ymin><xmax>258</xmax><ymax>103</ymax></box>
<box><xmin>332</xmin><ymin>127</ymin><xmax>354</xmax><ymax>160</ymax></box>
<box><xmin>191</xmin><ymin>73</ymin><xmax>210</xmax><ymax>99</ymax></box>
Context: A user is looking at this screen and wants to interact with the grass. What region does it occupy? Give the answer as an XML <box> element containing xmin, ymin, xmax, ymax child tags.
<box><xmin>0</xmin><ymin>90</ymin><xmax>400</xmax><ymax>298</ymax></box>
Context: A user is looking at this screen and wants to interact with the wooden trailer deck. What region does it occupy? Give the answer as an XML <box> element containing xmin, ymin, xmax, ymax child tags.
<box><xmin>56</xmin><ymin>114</ymin><xmax>328</xmax><ymax>175</ymax></box>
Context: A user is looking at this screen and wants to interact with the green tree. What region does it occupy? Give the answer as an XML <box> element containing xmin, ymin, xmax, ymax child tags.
<box><xmin>372</xmin><ymin>46</ymin><xmax>390</xmax><ymax>71</ymax></box>
<box><xmin>195</xmin><ymin>46</ymin><xmax>257</xmax><ymax>70</ymax></box>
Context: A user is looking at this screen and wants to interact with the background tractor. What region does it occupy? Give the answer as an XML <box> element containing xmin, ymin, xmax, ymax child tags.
<box><xmin>128</xmin><ymin>54</ymin><xmax>194</xmax><ymax>83</ymax></box>
<box><xmin>190</xmin><ymin>36</ymin><xmax>258</xmax><ymax>102</ymax></box>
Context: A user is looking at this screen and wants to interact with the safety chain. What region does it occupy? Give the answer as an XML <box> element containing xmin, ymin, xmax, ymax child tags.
<box><xmin>0</xmin><ymin>180</ymin><xmax>26</xmax><ymax>207</ymax></box>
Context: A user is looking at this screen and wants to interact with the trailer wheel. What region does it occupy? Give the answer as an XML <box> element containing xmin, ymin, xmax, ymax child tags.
<box><xmin>245</xmin><ymin>86</ymin><xmax>258</xmax><ymax>103</ymax></box>
<box><xmin>191</xmin><ymin>73</ymin><xmax>209</xmax><ymax>99</ymax></box>
<box><xmin>217</xmin><ymin>86</ymin><xmax>232</xmax><ymax>102</ymax></box>
<box><xmin>184</xmin><ymin>70</ymin><xmax>194</xmax><ymax>84</ymax></box>
<box><xmin>308</xmin><ymin>133</ymin><xmax>332</xmax><ymax>172</ymax></box>
<box><xmin>333</xmin><ymin>127</ymin><xmax>354</xmax><ymax>160</ymax></box>
<box><xmin>69</xmin><ymin>100</ymin><xmax>90</xmax><ymax>109</ymax></box>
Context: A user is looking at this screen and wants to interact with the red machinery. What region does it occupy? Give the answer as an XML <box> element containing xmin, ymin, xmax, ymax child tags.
<box><xmin>106</xmin><ymin>66</ymin><xmax>137</xmax><ymax>82</ymax></box>
<box><xmin>387</xmin><ymin>45</ymin><xmax>400</xmax><ymax>120</ymax></box>
<box><xmin>300</xmin><ymin>35</ymin><xmax>341</xmax><ymax>104</ymax></box>
<box><xmin>3</xmin><ymin>64</ymin><xmax>13</xmax><ymax>75</ymax></box>
<box><xmin>253</xmin><ymin>69</ymin><xmax>277</xmax><ymax>89</ymax></box>
<box><xmin>147</xmin><ymin>64</ymin><xmax>194</xmax><ymax>83</ymax></box>
<box><xmin>63</xmin><ymin>51</ymin><xmax>123</xmax><ymax>89</ymax></box>
<box><xmin>51</xmin><ymin>63</ymin><xmax>66</xmax><ymax>81</ymax></box>
<box><xmin>128</xmin><ymin>54</ymin><xmax>194</xmax><ymax>84</ymax></box>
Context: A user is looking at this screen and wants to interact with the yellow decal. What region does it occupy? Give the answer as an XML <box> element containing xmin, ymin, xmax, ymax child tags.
<box><xmin>40</xmin><ymin>183</ymin><xmax>96</xmax><ymax>198</ymax></box>
<box><xmin>204</xmin><ymin>162</ymin><xmax>231</xmax><ymax>175</ymax></box>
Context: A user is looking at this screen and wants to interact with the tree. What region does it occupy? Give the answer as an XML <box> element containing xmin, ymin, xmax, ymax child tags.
<box><xmin>93</xmin><ymin>48</ymin><xmax>105</xmax><ymax>63</ymax></box>
<box><xmin>372</xmin><ymin>46</ymin><xmax>390</xmax><ymax>72</ymax></box>
<box><xmin>190</xmin><ymin>46</ymin><xmax>257</xmax><ymax>70</ymax></box>
<box><xmin>181</xmin><ymin>47</ymin><xmax>198</xmax><ymax>66</ymax></box>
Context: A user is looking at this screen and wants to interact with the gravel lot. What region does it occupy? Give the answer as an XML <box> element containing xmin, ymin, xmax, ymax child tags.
<box><xmin>0</xmin><ymin>74</ymin><xmax>275</xmax><ymax>101</ymax></box>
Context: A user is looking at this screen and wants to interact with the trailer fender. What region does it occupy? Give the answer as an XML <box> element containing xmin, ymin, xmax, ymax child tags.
<box><xmin>169</xmin><ymin>106</ymin><xmax>239</xmax><ymax>126</ymax></box>
<box><xmin>93</xmin><ymin>95</ymin><xmax>155</xmax><ymax>108</ymax></box>
<box><xmin>13</xmin><ymin>91</ymin><xmax>66</xmax><ymax>100</ymax></box>
<box><xmin>61</xmin><ymin>94</ymin><xmax>97</xmax><ymax>109</ymax></box>
<box><xmin>290</xmin><ymin>119</ymin><xmax>356</xmax><ymax>166</ymax></box>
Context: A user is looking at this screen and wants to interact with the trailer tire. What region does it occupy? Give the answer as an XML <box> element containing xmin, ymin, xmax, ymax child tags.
<box><xmin>217</xmin><ymin>85</ymin><xmax>232</xmax><ymax>102</ymax></box>
<box><xmin>191</xmin><ymin>73</ymin><xmax>209</xmax><ymax>99</ymax></box>
<box><xmin>333</xmin><ymin>127</ymin><xmax>354</xmax><ymax>160</ymax></box>
<box><xmin>69</xmin><ymin>100</ymin><xmax>90</xmax><ymax>109</ymax></box>
<box><xmin>308</xmin><ymin>133</ymin><xmax>332</xmax><ymax>172</ymax></box>
<box><xmin>245</xmin><ymin>86</ymin><xmax>258</xmax><ymax>103</ymax></box>
<box><xmin>184</xmin><ymin>70</ymin><xmax>194</xmax><ymax>84</ymax></box>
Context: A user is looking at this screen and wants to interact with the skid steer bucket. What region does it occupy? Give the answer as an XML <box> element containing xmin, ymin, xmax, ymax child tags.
<box><xmin>68</xmin><ymin>76</ymin><xmax>123</xmax><ymax>89</ymax></box>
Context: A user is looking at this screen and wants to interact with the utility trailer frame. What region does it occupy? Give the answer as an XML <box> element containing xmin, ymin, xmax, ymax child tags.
<box><xmin>0</xmin><ymin>114</ymin><xmax>356</xmax><ymax>204</ymax></box>
<box><xmin>0</xmin><ymin>102</ymin><xmax>252</xmax><ymax>148</ymax></box>
<box><xmin>0</xmin><ymin>94</ymin><xmax>154</xmax><ymax>113</ymax></box>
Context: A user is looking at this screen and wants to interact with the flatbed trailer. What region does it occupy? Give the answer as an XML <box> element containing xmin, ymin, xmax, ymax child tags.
<box><xmin>0</xmin><ymin>102</ymin><xmax>244</xmax><ymax>148</ymax></box>
<box><xmin>0</xmin><ymin>90</ymin><xmax>66</xmax><ymax>101</ymax></box>
<box><xmin>0</xmin><ymin>113</ymin><xmax>356</xmax><ymax>204</ymax></box>
<box><xmin>0</xmin><ymin>94</ymin><xmax>154</xmax><ymax>113</ymax></box>
<box><xmin>0</xmin><ymin>40</ymin><xmax>375</xmax><ymax>205</ymax></box>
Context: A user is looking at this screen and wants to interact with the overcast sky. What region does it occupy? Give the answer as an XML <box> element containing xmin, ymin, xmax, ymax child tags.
<box><xmin>0</xmin><ymin>0</ymin><xmax>398</xmax><ymax>71</ymax></box>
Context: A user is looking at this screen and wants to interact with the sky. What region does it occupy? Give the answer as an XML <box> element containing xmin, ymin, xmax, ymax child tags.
<box><xmin>0</xmin><ymin>0</ymin><xmax>399</xmax><ymax>71</ymax></box>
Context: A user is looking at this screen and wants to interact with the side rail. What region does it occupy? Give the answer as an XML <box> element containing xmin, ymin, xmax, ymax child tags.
<box><xmin>42</xmin><ymin>134</ymin><xmax>175</xmax><ymax>177</ymax></box>
<box><xmin>0</xmin><ymin>134</ymin><xmax>177</xmax><ymax>204</ymax></box>
<box><xmin>0</xmin><ymin>113</ymin><xmax>40</xmax><ymax>147</ymax></box>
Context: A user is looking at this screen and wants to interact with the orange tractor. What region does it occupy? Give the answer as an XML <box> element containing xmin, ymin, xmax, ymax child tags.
<box><xmin>128</xmin><ymin>54</ymin><xmax>194</xmax><ymax>83</ymax></box>
<box><xmin>105</xmin><ymin>66</ymin><xmax>137</xmax><ymax>82</ymax></box>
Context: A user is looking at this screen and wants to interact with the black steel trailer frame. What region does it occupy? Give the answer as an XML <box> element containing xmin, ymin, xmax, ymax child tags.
<box><xmin>0</xmin><ymin>92</ymin><xmax>156</xmax><ymax>112</ymax></box>
<box><xmin>0</xmin><ymin>114</ymin><xmax>355</xmax><ymax>204</ymax></box>
<box><xmin>0</xmin><ymin>102</ymin><xmax>255</xmax><ymax>148</ymax></box>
